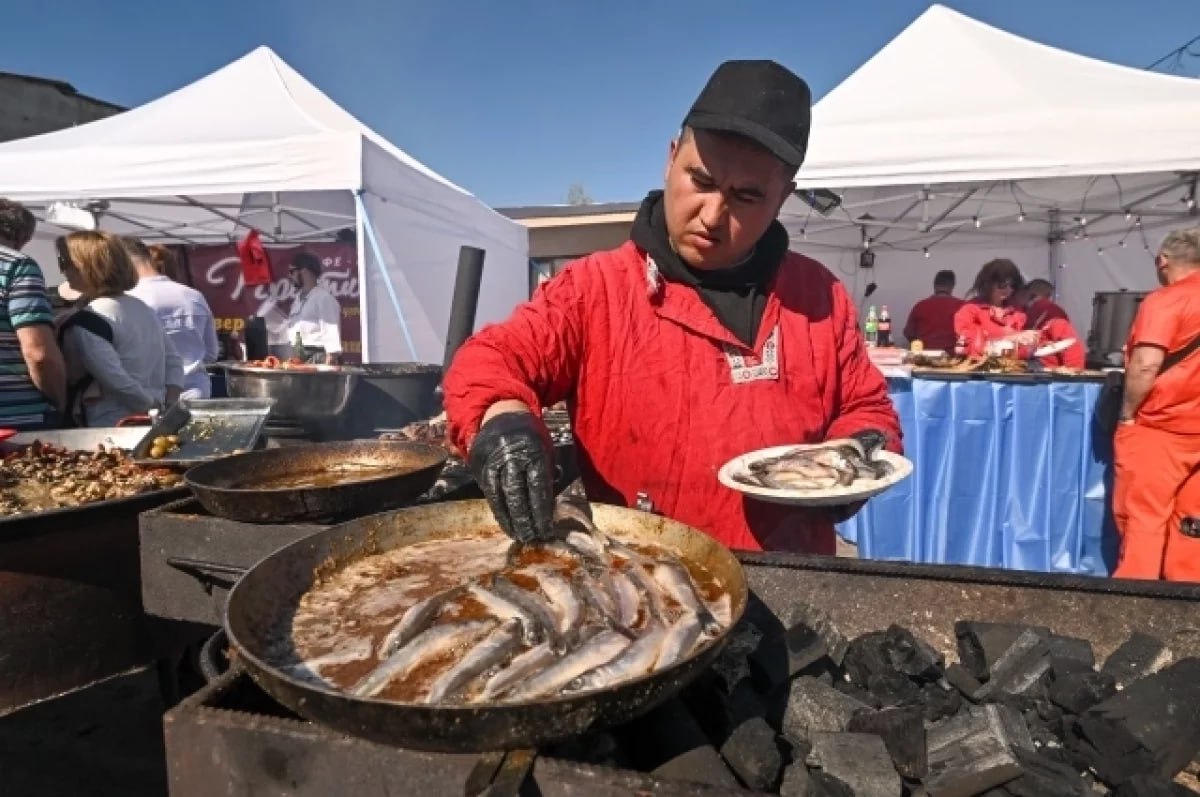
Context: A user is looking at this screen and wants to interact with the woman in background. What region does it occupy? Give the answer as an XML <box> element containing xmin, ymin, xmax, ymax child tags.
<box><xmin>55</xmin><ymin>231</ymin><xmax>183</xmax><ymax>427</ymax></box>
<box><xmin>954</xmin><ymin>258</ymin><xmax>1039</xmax><ymax>357</ymax></box>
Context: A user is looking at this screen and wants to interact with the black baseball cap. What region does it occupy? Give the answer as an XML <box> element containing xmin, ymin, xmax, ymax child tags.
<box><xmin>683</xmin><ymin>60</ymin><xmax>813</xmax><ymax>169</ymax></box>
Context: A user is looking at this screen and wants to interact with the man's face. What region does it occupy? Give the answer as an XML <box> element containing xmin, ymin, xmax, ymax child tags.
<box><xmin>290</xmin><ymin>266</ymin><xmax>310</xmax><ymax>289</ymax></box>
<box><xmin>662</xmin><ymin>129</ymin><xmax>795</xmax><ymax>270</ymax></box>
<box><xmin>1154</xmin><ymin>252</ymin><xmax>1170</xmax><ymax>286</ymax></box>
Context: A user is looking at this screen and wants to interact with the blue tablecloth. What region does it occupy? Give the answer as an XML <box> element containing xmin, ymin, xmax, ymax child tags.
<box><xmin>837</xmin><ymin>378</ymin><xmax>1117</xmax><ymax>576</ymax></box>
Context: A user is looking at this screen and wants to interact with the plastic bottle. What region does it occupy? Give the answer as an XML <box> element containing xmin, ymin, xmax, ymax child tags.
<box><xmin>877</xmin><ymin>305</ymin><xmax>892</xmax><ymax>348</ymax></box>
<box><xmin>864</xmin><ymin>306</ymin><xmax>879</xmax><ymax>348</ymax></box>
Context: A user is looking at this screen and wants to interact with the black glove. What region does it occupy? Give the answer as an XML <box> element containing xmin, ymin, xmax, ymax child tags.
<box><xmin>467</xmin><ymin>412</ymin><xmax>555</xmax><ymax>543</ymax></box>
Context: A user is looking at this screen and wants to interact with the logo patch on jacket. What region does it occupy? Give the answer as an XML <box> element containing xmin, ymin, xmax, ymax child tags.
<box><xmin>724</xmin><ymin>326</ymin><xmax>779</xmax><ymax>383</ymax></box>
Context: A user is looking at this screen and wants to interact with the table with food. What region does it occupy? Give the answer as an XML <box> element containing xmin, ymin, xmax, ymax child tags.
<box><xmin>838</xmin><ymin>342</ymin><xmax>1114</xmax><ymax>575</ymax></box>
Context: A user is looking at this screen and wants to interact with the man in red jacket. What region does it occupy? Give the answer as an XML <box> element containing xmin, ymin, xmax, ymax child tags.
<box><xmin>444</xmin><ymin>60</ymin><xmax>901</xmax><ymax>553</ymax></box>
<box><xmin>903</xmin><ymin>270</ymin><xmax>963</xmax><ymax>351</ymax></box>
<box><xmin>1019</xmin><ymin>279</ymin><xmax>1085</xmax><ymax>368</ymax></box>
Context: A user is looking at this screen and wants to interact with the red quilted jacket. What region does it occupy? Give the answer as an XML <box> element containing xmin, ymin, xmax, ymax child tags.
<box><xmin>444</xmin><ymin>241</ymin><xmax>901</xmax><ymax>553</ymax></box>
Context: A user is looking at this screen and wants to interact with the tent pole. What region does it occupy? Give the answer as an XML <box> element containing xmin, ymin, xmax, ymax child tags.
<box><xmin>354</xmin><ymin>192</ymin><xmax>418</xmax><ymax>361</ymax></box>
<box><xmin>354</xmin><ymin>194</ymin><xmax>371</xmax><ymax>363</ymax></box>
<box><xmin>1048</xmin><ymin>208</ymin><xmax>1062</xmax><ymax>297</ymax></box>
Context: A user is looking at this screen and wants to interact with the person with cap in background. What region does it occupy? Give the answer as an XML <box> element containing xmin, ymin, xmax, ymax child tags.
<box><xmin>903</xmin><ymin>270</ymin><xmax>964</xmax><ymax>352</ymax></box>
<box><xmin>286</xmin><ymin>251</ymin><xmax>342</xmax><ymax>365</ymax></box>
<box><xmin>443</xmin><ymin>60</ymin><xmax>900</xmax><ymax>553</ymax></box>
<box><xmin>1014</xmin><ymin>278</ymin><xmax>1085</xmax><ymax>369</ymax></box>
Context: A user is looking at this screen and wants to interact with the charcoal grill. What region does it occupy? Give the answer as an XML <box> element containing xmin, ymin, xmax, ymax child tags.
<box><xmin>157</xmin><ymin>551</ymin><xmax>1200</xmax><ymax>796</ymax></box>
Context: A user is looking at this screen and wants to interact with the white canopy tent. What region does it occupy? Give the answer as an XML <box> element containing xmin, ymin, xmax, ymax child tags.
<box><xmin>0</xmin><ymin>46</ymin><xmax>529</xmax><ymax>364</ymax></box>
<box><xmin>779</xmin><ymin>4</ymin><xmax>1200</xmax><ymax>347</ymax></box>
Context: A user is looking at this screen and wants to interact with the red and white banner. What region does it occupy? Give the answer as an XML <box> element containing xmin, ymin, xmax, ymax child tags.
<box><xmin>184</xmin><ymin>242</ymin><xmax>363</xmax><ymax>362</ymax></box>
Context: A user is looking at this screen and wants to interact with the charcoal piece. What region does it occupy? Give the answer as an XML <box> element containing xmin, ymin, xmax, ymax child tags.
<box><xmin>885</xmin><ymin>625</ymin><xmax>944</xmax><ymax>681</ymax></box>
<box><xmin>1074</xmin><ymin>657</ymin><xmax>1200</xmax><ymax>785</ymax></box>
<box><xmin>712</xmin><ymin>620</ymin><xmax>764</xmax><ymax>692</ymax></box>
<box><xmin>922</xmin><ymin>681</ymin><xmax>964</xmax><ymax>723</ymax></box>
<box><xmin>621</xmin><ymin>698</ymin><xmax>740</xmax><ymax>789</ymax></box>
<box><xmin>779</xmin><ymin>763</ymin><xmax>815</xmax><ymax>797</ymax></box>
<box><xmin>751</xmin><ymin>604</ymin><xmax>850</xmax><ymax>691</ymax></box>
<box><xmin>925</xmin><ymin>705</ymin><xmax>1031</xmax><ymax>797</ymax></box>
<box><xmin>834</xmin><ymin>678</ymin><xmax>883</xmax><ymax>709</ymax></box>
<box><xmin>867</xmin><ymin>671</ymin><xmax>923</xmax><ymax>708</ymax></box>
<box><xmin>543</xmin><ymin>729</ymin><xmax>624</xmax><ymax>768</ymax></box>
<box><xmin>783</xmin><ymin>676</ymin><xmax>875</xmax><ymax>742</ymax></box>
<box><xmin>1002</xmin><ymin>748</ymin><xmax>1096</xmax><ymax>797</ymax></box>
<box><xmin>1112</xmin><ymin>773</ymin><xmax>1194</xmax><ymax>796</ymax></box>
<box><xmin>944</xmin><ymin>663</ymin><xmax>983</xmax><ymax>699</ymax></box>
<box><xmin>719</xmin><ymin>715</ymin><xmax>784</xmax><ymax>791</ymax></box>
<box><xmin>810</xmin><ymin>772</ymin><xmax>857</xmax><ymax>797</ymax></box>
<box><xmin>955</xmin><ymin>621</ymin><xmax>1050</xmax><ymax>682</ymax></box>
<box><xmin>1044</xmin><ymin>634</ymin><xmax>1096</xmax><ymax>673</ymax></box>
<box><xmin>1101</xmin><ymin>632</ymin><xmax>1173</xmax><ymax>688</ymax></box>
<box><xmin>807</xmin><ymin>732</ymin><xmax>903</xmax><ymax>797</ymax></box>
<box><xmin>973</xmin><ymin>630</ymin><xmax>1052</xmax><ymax>701</ymax></box>
<box><xmin>849</xmin><ymin>705</ymin><xmax>928</xmax><ymax>779</ymax></box>
<box><xmin>1048</xmin><ymin>671</ymin><xmax>1117</xmax><ymax>716</ymax></box>
<box><xmin>844</xmin><ymin>631</ymin><xmax>895</xmax><ymax>687</ymax></box>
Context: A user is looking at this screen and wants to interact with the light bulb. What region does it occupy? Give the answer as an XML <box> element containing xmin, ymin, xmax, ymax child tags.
<box><xmin>863</xmin><ymin>237</ymin><xmax>872</xmax><ymax>250</ymax></box>
<box><xmin>1135</xmin><ymin>216</ymin><xmax>1142</xmax><ymax>227</ymax></box>
<box><xmin>1080</xmin><ymin>215</ymin><xmax>1088</xmax><ymax>226</ymax></box>
<box><xmin>1124</xmin><ymin>210</ymin><xmax>1132</xmax><ymax>221</ymax></box>
<box><xmin>1189</xmin><ymin>198</ymin><xmax>1197</xmax><ymax>211</ymax></box>
<box><xmin>972</xmin><ymin>216</ymin><xmax>981</xmax><ymax>228</ymax></box>
<box><xmin>801</xmin><ymin>228</ymin><xmax>807</xmax><ymax>239</ymax></box>
<box><xmin>1017</xmin><ymin>212</ymin><xmax>1025</xmax><ymax>223</ymax></box>
<box><xmin>1097</xmin><ymin>247</ymin><xmax>1105</xmax><ymax>255</ymax></box>
<box><xmin>923</xmin><ymin>247</ymin><xmax>930</xmax><ymax>258</ymax></box>
<box><xmin>1119</xmin><ymin>240</ymin><xmax>1127</xmax><ymax>248</ymax></box>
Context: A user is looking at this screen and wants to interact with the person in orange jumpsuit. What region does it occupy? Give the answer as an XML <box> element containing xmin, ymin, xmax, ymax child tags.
<box><xmin>1112</xmin><ymin>227</ymin><xmax>1200</xmax><ymax>581</ymax></box>
<box><xmin>1016</xmin><ymin>279</ymin><xmax>1086</xmax><ymax>368</ymax></box>
<box><xmin>953</xmin><ymin>259</ymin><xmax>1038</xmax><ymax>356</ymax></box>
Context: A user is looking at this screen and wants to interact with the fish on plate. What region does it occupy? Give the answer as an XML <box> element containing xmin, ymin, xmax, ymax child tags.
<box><xmin>736</xmin><ymin>434</ymin><xmax>894</xmax><ymax>492</ymax></box>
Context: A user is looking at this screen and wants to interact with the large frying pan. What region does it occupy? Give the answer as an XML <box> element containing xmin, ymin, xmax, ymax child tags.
<box><xmin>185</xmin><ymin>441</ymin><xmax>448</xmax><ymax>523</ymax></box>
<box><xmin>224</xmin><ymin>500</ymin><xmax>747</xmax><ymax>752</ymax></box>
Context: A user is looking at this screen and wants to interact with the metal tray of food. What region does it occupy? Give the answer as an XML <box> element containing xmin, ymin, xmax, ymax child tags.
<box><xmin>131</xmin><ymin>398</ymin><xmax>276</xmax><ymax>467</ymax></box>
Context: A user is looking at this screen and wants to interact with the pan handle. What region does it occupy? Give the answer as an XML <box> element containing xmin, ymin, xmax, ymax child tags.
<box><xmin>166</xmin><ymin>556</ymin><xmax>249</xmax><ymax>593</ymax></box>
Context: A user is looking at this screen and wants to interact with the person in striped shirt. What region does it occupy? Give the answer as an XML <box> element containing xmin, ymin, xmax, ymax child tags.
<box><xmin>0</xmin><ymin>199</ymin><xmax>66</xmax><ymax>429</ymax></box>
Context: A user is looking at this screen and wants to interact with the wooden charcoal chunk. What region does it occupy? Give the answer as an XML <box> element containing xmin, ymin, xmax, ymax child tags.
<box><xmin>1076</xmin><ymin>658</ymin><xmax>1200</xmax><ymax>784</ymax></box>
<box><xmin>922</xmin><ymin>681</ymin><xmax>964</xmax><ymax>723</ymax></box>
<box><xmin>719</xmin><ymin>715</ymin><xmax>783</xmax><ymax>791</ymax></box>
<box><xmin>867</xmin><ymin>671</ymin><xmax>924</xmax><ymax>708</ymax></box>
<box><xmin>845</xmin><ymin>631</ymin><xmax>895</xmax><ymax>688</ymax></box>
<box><xmin>849</xmin><ymin>705</ymin><xmax>928</xmax><ymax>779</ymax></box>
<box><xmin>954</xmin><ymin>621</ymin><xmax>1050</xmax><ymax>682</ymax></box>
<box><xmin>885</xmin><ymin>625</ymin><xmax>944</xmax><ymax>681</ymax></box>
<box><xmin>1048</xmin><ymin>671</ymin><xmax>1117</xmax><ymax>716</ymax></box>
<box><xmin>784</xmin><ymin>676</ymin><xmax>875</xmax><ymax>742</ymax></box>
<box><xmin>1101</xmin><ymin>632</ymin><xmax>1172</xmax><ymax>689</ymax></box>
<box><xmin>974</xmin><ymin>630</ymin><xmax>1052</xmax><ymax>701</ymax></box>
<box><xmin>1112</xmin><ymin>773</ymin><xmax>1194</xmax><ymax>796</ymax></box>
<box><xmin>1044</xmin><ymin>634</ymin><xmax>1096</xmax><ymax>671</ymax></box>
<box><xmin>1002</xmin><ymin>748</ymin><xmax>1095</xmax><ymax>797</ymax></box>
<box><xmin>925</xmin><ymin>705</ymin><xmax>1031</xmax><ymax>797</ymax></box>
<box><xmin>944</xmin><ymin>663</ymin><xmax>983</xmax><ymax>699</ymax></box>
<box><xmin>808</xmin><ymin>732</ymin><xmax>903</xmax><ymax>797</ymax></box>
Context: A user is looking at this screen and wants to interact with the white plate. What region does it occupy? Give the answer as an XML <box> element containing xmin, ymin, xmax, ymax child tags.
<box><xmin>718</xmin><ymin>444</ymin><xmax>914</xmax><ymax>507</ymax></box>
<box><xmin>1033</xmin><ymin>338</ymin><xmax>1076</xmax><ymax>358</ymax></box>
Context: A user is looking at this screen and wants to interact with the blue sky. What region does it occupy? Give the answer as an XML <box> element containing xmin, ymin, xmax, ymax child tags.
<box><xmin>5</xmin><ymin>1</ymin><xmax>1198</xmax><ymax>207</ymax></box>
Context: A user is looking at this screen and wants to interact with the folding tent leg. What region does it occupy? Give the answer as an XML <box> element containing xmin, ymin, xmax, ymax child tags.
<box><xmin>354</xmin><ymin>192</ymin><xmax>418</xmax><ymax>361</ymax></box>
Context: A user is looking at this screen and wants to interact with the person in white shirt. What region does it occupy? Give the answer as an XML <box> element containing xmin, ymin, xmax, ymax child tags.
<box><xmin>286</xmin><ymin>251</ymin><xmax>343</xmax><ymax>365</ymax></box>
<box><xmin>55</xmin><ymin>231</ymin><xmax>184</xmax><ymax>427</ymax></box>
<box><xmin>123</xmin><ymin>238</ymin><xmax>219</xmax><ymax>399</ymax></box>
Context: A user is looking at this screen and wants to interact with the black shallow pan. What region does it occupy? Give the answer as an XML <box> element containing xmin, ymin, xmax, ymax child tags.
<box><xmin>184</xmin><ymin>441</ymin><xmax>448</xmax><ymax>524</ymax></box>
<box><xmin>223</xmin><ymin>500</ymin><xmax>748</xmax><ymax>752</ymax></box>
